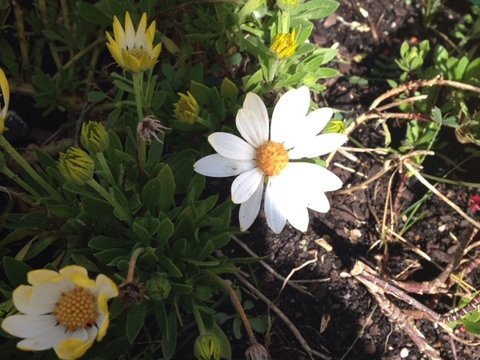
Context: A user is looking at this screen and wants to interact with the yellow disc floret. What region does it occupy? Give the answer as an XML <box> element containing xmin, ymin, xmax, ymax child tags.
<box><xmin>256</xmin><ymin>141</ymin><xmax>289</xmax><ymax>176</ymax></box>
<box><xmin>128</xmin><ymin>47</ymin><xmax>145</xmax><ymax>60</ymax></box>
<box><xmin>54</xmin><ymin>287</ymin><xmax>98</xmax><ymax>331</ymax></box>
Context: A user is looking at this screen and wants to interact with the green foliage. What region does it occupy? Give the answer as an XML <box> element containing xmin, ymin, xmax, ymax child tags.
<box><xmin>0</xmin><ymin>0</ymin><xmax>341</xmax><ymax>358</ymax></box>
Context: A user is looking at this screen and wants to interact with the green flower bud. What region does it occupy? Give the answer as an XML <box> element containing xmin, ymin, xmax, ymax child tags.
<box><xmin>322</xmin><ymin>119</ymin><xmax>346</xmax><ymax>134</ymax></box>
<box><xmin>58</xmin><ymin>147</ymin><xmax>94</xmax><ymax>185</ymax></box>
<box><xmin>81</xmin><ymin>121</ymin><xmax>109</xmax><ymax>153</ymax></box>
<box><xmin>174</xmin><ymin>91</ymin><xmax>200</xmax><ymax>124</ymax></box>
<box><xmin>146</xmin><ymin>273</ymin><xmax>172</xmax><ymax>301</ymax></box>
<box><xmin>277</xmin><ymin>0</ymin><xmax>299</xmax><ymax>12</ymax></box>
<box><xmin>270</xmin><ymin>29</ymin><xmax>298</xmax><ymax>59</ymax></box>
<box><xmin>194</xmin><ymin>333</ymin><xmax>222</xmax><ymax>360</ymax></box>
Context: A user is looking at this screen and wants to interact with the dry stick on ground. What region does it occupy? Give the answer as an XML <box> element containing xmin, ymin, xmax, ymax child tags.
<box><xmin>351</xmin><ymin>261</ymin><xmax>443</xmax><ymax>360</ymax></box>
<box><xmin>233</xmin><ymin>271</ymin><xmax>331</xmax><ymax>360</ymax></box>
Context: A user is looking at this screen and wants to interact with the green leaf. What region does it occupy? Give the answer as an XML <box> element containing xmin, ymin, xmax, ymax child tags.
<box><xmin>142</xmin><ymin>178</ymin><xmax>162</xmax><ymax>214</ymax></box>
<box><xmin>157</xmin><ymin>165</ymin><xmax>176</xmax><ymax>212</ymax></box>
<box><xmin>89</xmin><ymin>236</ymin><xmax>126</xmax><ymax>250</ymax></box>
<box><xmin>158</xmin><ymin>255</ymin><xmax>183</xmax><ymax>277</ymax></box>
<box><xmin>87</xmin><ymin>91</ymin><xmax>107</xmax><ymax>102</ymax></box>
<box><xmin>94</xmin><ymin>248</ymin><xmax>130</xmax><ymax>263</ymax></box>
<box><xmin>16</xmin><ymin>236</ymin><xmax>58</xmax><ymax>261</ymax></box>
<box><xmin>126</xmin><ymin>300</ymin><xmax>147</xmax><ymax>343</ymax></box>
<box><xmin>190</xmin><ymin>81</ymin><xmax>211</xmax><ymax>106</ymax></box>
<box><xmin>48</xmin><ymin>205</ymin><xmax>76</xmax><ymax>218</ymax></box>
<box><xmin>212</xmin><ymin>323</ymin><xmax>232</xmax><ymax>360</ymax></box>
<box><xmin>132</xmin><ymin>221</ymin><xmax>151</xmax><ymax>245</ymax></box>
<box><xmin>293</xmin><ymin>0</ymin><xmax>339</xmax><ymax>20</ymax></box>
<box><xmin>220</xmin><ymin>78</ymin><xmax>238</xmax><ymax>102</ymax></box>
<box><xmin>155</xmin><ymin>217</ymin><xmax>175</xmax><ymax>247</ymax></box>
<box><xmin>76</xmin><ymin>2</ymin><xmax>113</xmax><ymax>26</ymax></box>
<box><xmin>162</xmin><ymin>310</ymin><xmax>178</xmax><ymax>359</ymax></box>
<box><xmin>3</xmin><ymin>256</ymin><xmax>33</xmax><ymax>287</ymax></box>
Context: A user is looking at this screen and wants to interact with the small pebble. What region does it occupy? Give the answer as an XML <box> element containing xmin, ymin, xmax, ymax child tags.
<box><xmin>400</xmin><ymin>348</ymin><xmax>409</xmax><ymax>358</ymax></box>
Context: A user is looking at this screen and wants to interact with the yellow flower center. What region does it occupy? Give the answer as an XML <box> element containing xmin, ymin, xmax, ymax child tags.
<box><xmin>54</xmin><ymin>287</ymin><xmax>98</xmax><ymax>331</ymax></box>
<box><xmin>128</xmin><ymin>47</ymin><xmax>145</xmax><ymax>60</ymax></box>
<box><xmin>255</xmin><ymin>141</ymin><xmax>289</xmax><ymax>176</ymax></box>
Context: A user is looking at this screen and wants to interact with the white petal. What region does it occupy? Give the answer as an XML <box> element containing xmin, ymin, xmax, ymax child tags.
<box><xmin>69</xmin><ymin>328</ymin><xmax>89</xmax><ymax>343</ymax></box>
<box><xmin>307</xmin><ymin>190</ymin><xmax>331</xmax><ymax>213</ymax></box>
<box><xmin>208</xmin><ymin>132</ymin><xmax>256</xmax><ymax>160</ymax></box>
<box><xmin>270</xmin><ymin>87</ymin><xmax>310</xmax><ymax>143</ymax></box>
<box><xmin>264</xmin><ymin>177</ymin><xmax>287</xmax><ymax>234</ymax></box>
<box><xmin>30</xmin><ymin>278</ymin><xmax>74</xmax><ymax>307</ymax></box>
<box><xmin>285</xmin><ymin>205</ymin><xmax>309</xmax><ymax>232</ymax></box>
<box><xmin>271</xmin><ymin>169</ymin><xmax>310</xmax><ymax>232</ymax></box>
<box><xmin>239</xmin><ymin>180</ymin><xmax>264</xmax><ymax>231</ymax></box>
<box><xmin>1</xmin><ymin>314</ymin><xmax>57</xmax><ymax>338</ymax></box>
<box><xmin>283</xmin><ymin>107</ymin><xmax>334</xmax><ymax>149</ymax></box>
<box><xmin>194</xmin><ymin>154</ymin><xmax>256</xmax><ymax>177</ymax></box>
<box><xmin>231</xmin><ymin>168</ymin><xmax>264</xmax><ymax>204</ymax></box>
<box><xmin>16</xmin><ymin>324</ymin><xmax>69</xmax><ymax>351</ymax></box>
<box><xmin>284</xmin><ymin>162</ymin><xmax>343</xmax><ymax>192</ymax></box>
<box><xmin>288</xmin><ymin>133</ymin><xmax>347</xmax><ymax>159</ymax></box>
<box><xmin>12</xmin><ymin>285</ymin><xmax>56</xmax><ymax>315</ymax></box>
<box><xmin>236</xmin><ymin>108</ymin><xmax>269</xmax><ymax>148</ymax></box>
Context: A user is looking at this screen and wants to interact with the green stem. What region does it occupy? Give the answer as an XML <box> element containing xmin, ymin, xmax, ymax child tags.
<box><xmin>280</xmin><ymin>10</ymin><xmax>290</xmax><ymax>34</ymax></box>
<box><xmin>96</xmin><ymin>152</ymin><xmax>116</xmax><ymax>186</ymax></box>
<box><xmin>0</xmin><ymin>134</ymin><xmax>63</xmax><ymax>202</ymax></box>
<box><xmin>0</xmin><ymin>166</ymin><xmax>41</xmax><ymax>198</ymax></box>
<box><xmin>86</xmin><ymin>178</ymin><xmax>132</xmax><ymax>225</ymax></box>
<box><xmin>206</xmin><ymin>272</ymin><xmax>257</xmax><ymax>345</ymax></box>
<box><xmin>132</xmin><ymin>72</ymin><xmax>146</xmax><ymax>168</ymax></box>
<box><xmin>190</xmin><ymin>297</ymin><xmax>207</xmax><ymax>335</ymax></box>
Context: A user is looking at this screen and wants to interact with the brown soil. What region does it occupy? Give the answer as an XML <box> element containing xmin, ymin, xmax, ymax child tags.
<box><xmin>221</xmin><ymin>1</ymin><xmax>480</xmax><ymax>359</ymax></box>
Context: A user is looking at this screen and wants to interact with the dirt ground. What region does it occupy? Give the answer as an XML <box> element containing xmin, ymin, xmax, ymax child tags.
<box><xmin>223</xmin><ymin>1</ymin><xmax>480</xmax><ymax>359</ymax></box>
<box><xmin>2</xmin><ymin>0</ymin><xmax>480</xmax><ymax>359</ymax></box>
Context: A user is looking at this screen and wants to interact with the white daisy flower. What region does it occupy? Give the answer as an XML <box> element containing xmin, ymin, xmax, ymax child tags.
<box><xmin>1</xmin><ymin>265</ymin><xmax>118</xmax><ymax>360</ymax></box>
<box><xmin>194</xmin><ymin>86</ymin><xmax>347</xmax><ymax>234</ymax></box>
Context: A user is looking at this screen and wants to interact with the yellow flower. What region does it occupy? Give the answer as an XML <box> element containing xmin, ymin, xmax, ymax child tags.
<box><xmin>59</xmin><ymin>147</ymin><xmax>95</xmax><ymax>185</ymax></box>
<box><xmin>270</xmin><ymin>28</ymin><xmax>298</xmax><ymax>59</ymax></box>
<box><xmin>1</xmin><ymin>265</ymin><xmax>118</xmax><ymax>360</ymax></box>
<box><xmin>174</xmin><ymin>91</ymin><xmax>200</xmax><ymax>124</ymax></box>
<box><xmin>106</xmin><ymin>12</ymin><xmax>162</xmax><ymax>72</ymax></box>
<box><xmin>0</xmin><ymin>68</ymin><xmax>10</xmax><ymax>133</ymax></box>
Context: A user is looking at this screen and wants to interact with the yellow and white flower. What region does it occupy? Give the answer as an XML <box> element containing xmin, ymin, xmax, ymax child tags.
<box><xmin>0</xmin><ymin>67</ymin><xmax>10</xmax><ymax>133</ymax></box>
<box><xmin>194</xmin><ymin>87</ymin><xmax>347</xmax><ymax>234</ymax></box>
<box><xmin>1</xmin><ymin>265</ymin><xmax>118</xmax><ymax>360</ymax></box>
<box><xmin>106</xmin><ymin>12</ymin><xmax>162</xmax><ymax>73</ymax></box>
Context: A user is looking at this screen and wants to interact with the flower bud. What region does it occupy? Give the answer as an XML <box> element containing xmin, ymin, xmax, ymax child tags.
<box><xmin>81</xmin><ymin>121</ymin><xmax>109</xmax><ymax>153</ymax></box>
<box><xmin>270</xmin><ymin>29</ymin><xmax>298</xmax><ymax>59</ymax></box>
<box><xmin>245</xmin><ymin>343</ymin><xmax>269</xmax><ymax>360</ymax></box>
<box><xmin>174</xmin><ymin>91</ymin><xmax>200</xmax><ymax>124</ymax></box>
<box><xmin>277</xmin><ymin>0</ymin><xmax>299</xmax><ymax>12</ymax></box>
<box><xmin>58</xmin><ymin>147</ymin><xmax>94</xmax><ymax>185</ymax></box>
<box><xmin>194</xmin><ymin>333</ymin><xmax>222</xmax><ymax>360</ymax></box>
<box><xmin>322</xmin><ymin>119</ymin><xmax>346</xmax><ymax>134</ymax></box>
<box><xmin>146</xmin><ymin>272</ymin><xmax>172</xmax><ymax>301</ymax></box>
